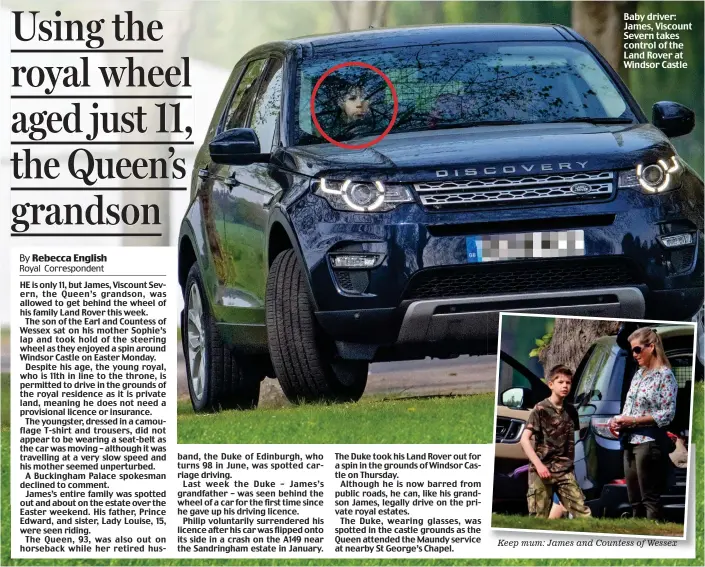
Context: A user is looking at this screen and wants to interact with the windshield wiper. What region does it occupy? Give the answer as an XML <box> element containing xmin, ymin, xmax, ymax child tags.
<box><xmin>430</xmin><ymin>117</ymin><xmax>634</xmax><ymax>131</ymax></box>
<box><xmin>430</xmin><ymin>120</ymin><xmax>533</xmax><ymax>130</ymax></box>
<box><xmin>543</xmin><ymin>117</ymin><xmax>636</xmax><ymax>125</ymax></box>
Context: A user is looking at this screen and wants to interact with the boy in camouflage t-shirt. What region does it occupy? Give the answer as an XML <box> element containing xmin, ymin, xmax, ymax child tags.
<box><xmin>519</xmin><ymin>365</ymin><xmax>591</xmax><ymax>518</ymax></box>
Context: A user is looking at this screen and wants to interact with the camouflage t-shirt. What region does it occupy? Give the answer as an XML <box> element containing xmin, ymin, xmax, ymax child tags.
<box><xmin>525</xmin><ymin>398</ymin><xmax>579</xmax><ymax>474</ymax></box>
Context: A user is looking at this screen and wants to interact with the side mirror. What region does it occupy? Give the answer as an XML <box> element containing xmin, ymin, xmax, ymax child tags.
<box><xmin>652</xmin><ymin>101</ymin><xmax>695</xmax><ymax>138</ymax></box>
<box><xmin>209</xmin><ymin>128</ymin><xmax>268</xmax><ymax>165</ymax></box>
<box><xmin>501</xmin><ymin>387</ymin><xmax>528</xmax><ymax>409</ymax></box>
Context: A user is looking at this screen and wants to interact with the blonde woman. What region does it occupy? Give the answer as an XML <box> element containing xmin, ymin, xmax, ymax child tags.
<box><xmin>609</xmin><ymin>328</ymin><xmax>677</xmax><ymax>520</ymax></box>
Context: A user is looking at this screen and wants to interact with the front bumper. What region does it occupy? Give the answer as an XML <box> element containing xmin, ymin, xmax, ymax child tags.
<box><xmin>396</xmin><ymin>287</ymin><xmax>645</xmax><ymax>343</ymax></box>
<box><xmin>315</xmin><ymin>287</ymin><xmax>700</xmax><ymax>359</ymax></box>
<box><xmin>288</xmin><ymin>182</ymin><xmax>703</xmax><ymax>358</ymax></box>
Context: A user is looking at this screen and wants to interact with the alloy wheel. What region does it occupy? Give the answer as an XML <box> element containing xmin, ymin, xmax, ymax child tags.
<box><xmin>187</xmin><ymin>283</ymin><xmax>206</xmax><ymax>402</ymax></box>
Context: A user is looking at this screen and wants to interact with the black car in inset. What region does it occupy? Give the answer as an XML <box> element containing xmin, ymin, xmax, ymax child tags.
<box><xmin>178</xmin><ymin>24</ymin><xmax>704</xmax><ymax>410</ymax></box>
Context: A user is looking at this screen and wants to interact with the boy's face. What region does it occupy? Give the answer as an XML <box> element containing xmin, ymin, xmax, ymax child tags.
<box><xmin>339</xmin><ymin>87</ymin><xmax>370</xmax><ymax>120</ymax></box>
<box><xmin>548</xmin><ymin>374</ymin><xmax>572</xmax><ymax>399</ymax></box>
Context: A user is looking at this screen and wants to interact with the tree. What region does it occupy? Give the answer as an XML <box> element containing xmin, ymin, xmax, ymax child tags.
<box><xmin>420</xmin><ymin>1</ymin><xmax>445</xmax><ymax>24</ymax></box>
<box><xmin>571</xmin><ymin>1</ymin><xmax>637</xmax><ymax>81</ymax></box>
<box><xmin>538</xmin><ymin>319</ymin><xmax>621</xmax><ymax>375</ymax></box>
<box><xmin>331</xmin><ymin>1</ymin><xmax>390</xmax><ymax>31</ymax></box>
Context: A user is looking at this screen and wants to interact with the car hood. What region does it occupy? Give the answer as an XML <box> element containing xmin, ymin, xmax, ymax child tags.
<box><xmin>280</xmin><ymin>123</ymin><xmax>675</xmax><ymax>182</ymax></box>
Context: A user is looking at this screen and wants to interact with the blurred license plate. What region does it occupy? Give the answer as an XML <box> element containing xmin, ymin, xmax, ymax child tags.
<box><xmin>466</xmin><ymin>230</ymin><xmax>585</xmax><ymax>263</ymax></box>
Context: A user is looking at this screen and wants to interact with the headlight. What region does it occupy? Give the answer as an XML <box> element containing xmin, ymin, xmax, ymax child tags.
<box><xmin>315</xmin><ymin>179</ymin><xmax>414</xmax><ymax>212</ymax></box>
<box><xmin>618</xmin><ymin>155</ymin><xmax>683</xmax><ymax>193</ymax></box>
<box><xmin>591</xmin><ymin>417</ymin><xmax>619</xmax><ymax>440</ymax></box>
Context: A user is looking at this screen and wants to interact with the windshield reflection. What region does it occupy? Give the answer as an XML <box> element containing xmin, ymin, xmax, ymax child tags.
<box><xmin>297</xmin><ymin>42</ymin><xmax>636</xmax><ymax>145</ymax></box>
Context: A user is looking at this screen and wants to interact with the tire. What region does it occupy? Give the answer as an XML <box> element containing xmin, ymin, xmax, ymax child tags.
<box><xmin>183</xmin><ymin>263</ymin><xmax>260</xmax><ymax>412</ymax></box>
<box><xmin>266</xmin><ymin>249</ymin><xmax>368</xmax><ymax>403</ymax></box>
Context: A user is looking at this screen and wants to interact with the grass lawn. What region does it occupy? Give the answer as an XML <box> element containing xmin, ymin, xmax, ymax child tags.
<box><xmin>492</xmin><ymin>514</ymin><xmax>684</xmax><ymax>538</ymax></box>
<box><xmin>177</xmin><ymin>394</ymin><xmax>494</xmax><ymax>445</ymax></box>
<box><xmin>1</xmin><ymin>373</ymin><xmax>9</xmax><ymax>430</ymax></box>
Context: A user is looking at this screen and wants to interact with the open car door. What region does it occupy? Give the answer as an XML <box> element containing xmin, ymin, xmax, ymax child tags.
<box><xmin>495</xmin><ymin>352</ymin><xmax>549</xmax><ymax>474</ymax></box>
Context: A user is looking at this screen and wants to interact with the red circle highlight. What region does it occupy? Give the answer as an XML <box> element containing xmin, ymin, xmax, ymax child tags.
<box><xmin>309</xmin><ymin>61</ymin><xmax>399</xmax><ymax>150</ymax></box>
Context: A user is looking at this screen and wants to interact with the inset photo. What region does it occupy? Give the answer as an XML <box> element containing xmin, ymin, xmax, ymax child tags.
<box><xmin>492</xmin><ymin>313</ymin><xmax>699</xmax><ymax>538</ymax></box>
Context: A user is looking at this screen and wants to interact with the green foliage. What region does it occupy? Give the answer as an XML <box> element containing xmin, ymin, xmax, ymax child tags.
<box><xmin>187</xmin><ymin>2</ymin><xmax>334</xmax><ymax>69</ymax></box>
<box><xmin>529</xmin><ymin>330</ymin><xmax>554</xmax><ymax>359</ymax></box>
<box><xmin>178</xmin><ymin>394</ymin><xmax>495</xmax><ymax>445</ymax></box>
<box><xmin>492</xmin><ymin>513</ymin><xmax>684</xmax><ymax>537</ymax></box>
<box><xmin>1</xmin><ymin>374</ymin><xmax>9</xmax><ymax>430</ymax></box>
<box><xmin>391</xmin><ymin>1</ymin><xmax>571</xmax><ymax>28</ymax></box>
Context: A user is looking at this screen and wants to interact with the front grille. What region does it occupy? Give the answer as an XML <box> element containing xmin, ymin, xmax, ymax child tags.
<box><xmin>403</xmin><ymin>258</ymin><xmax>642</xmax><ymax>300</ymax></box>
<box><xmin>415</xmin><ymin>171</ymin><xmax>614</xmax><ymax>209</ymax></box>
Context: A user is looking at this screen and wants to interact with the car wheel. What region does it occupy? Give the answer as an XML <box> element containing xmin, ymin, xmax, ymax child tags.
<box><xmin>266</xmin><ymin>249</ymin><xmax>368</xmax><ymax>403</ymax></box>
<box><xmin>183</xmin><ymin>263</ymin><xmax>260</xmax><ymax>412</ymax></box>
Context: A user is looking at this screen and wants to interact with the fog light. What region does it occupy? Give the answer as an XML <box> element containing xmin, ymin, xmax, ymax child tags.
<box><xmin>661</xmin><ymin>233</ymin><xmax>694</xmax><ymax>248</ymax></box>
<box><xmin>330</xmin><ymin>254</ymin><xmax>380</xmax><ymax>269</ymax></box>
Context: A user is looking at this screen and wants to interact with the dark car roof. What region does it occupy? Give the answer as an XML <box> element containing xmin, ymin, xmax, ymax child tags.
<box><xmin>249</xmin><ymin>24</ymin><xmax>578</xmax><ymax>58</ymax></box>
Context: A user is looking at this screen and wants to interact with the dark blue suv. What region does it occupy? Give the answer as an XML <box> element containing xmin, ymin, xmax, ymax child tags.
<box><xmin>178</xmin><ymin>25</ymin><xmax>704</xmax><ymax>410</ymax></box>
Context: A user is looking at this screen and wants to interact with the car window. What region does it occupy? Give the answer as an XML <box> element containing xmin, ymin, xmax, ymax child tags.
<box><xmin>222</xmin><ymin>59</ymin><xmax>267</xmax><ymax>132</ymax></box>
<box><xmin>249</xmin><ymin>59</ymin><xmax>283</xmax><ymax>152</ymax></box>
<box><xmin>497</xmin><ymin>352</ymin><xmax>549</xmax><ymax>408</ymax></box>
<box><xmin>669</xmin><ymin>354</ymin><xmax>693</xmax><ymax>388</ymax></box>
<box><xmin>499</xmin><ymin>359</ymin><xmax>531</xmax><ymax>390</ymax></box>
<box><xmin>666</xmin><ymin>352</ymin><xmax>693</xmax><ymax>434</ymax></box>
<box><xmin>573</xmin><ymin>343</ymin><xmax>617</xmax><ymax>405</ymax></box>
<box><xmin>206</xmin><ymin>63</ymin><xmax>245</xmax><ymax>140</ymax></box>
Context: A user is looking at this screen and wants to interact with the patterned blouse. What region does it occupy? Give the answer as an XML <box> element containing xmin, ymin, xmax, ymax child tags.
<box><xmin>621</xmin><ymin>366</ymin><xmax>677</xmax><ymax>444</ymax></box>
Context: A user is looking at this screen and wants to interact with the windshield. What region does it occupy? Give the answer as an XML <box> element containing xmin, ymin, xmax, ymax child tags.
<box><xmin>295</xmin><ymin>41</ymin><xmax>636</xmax><ymax>145</ymax></box>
